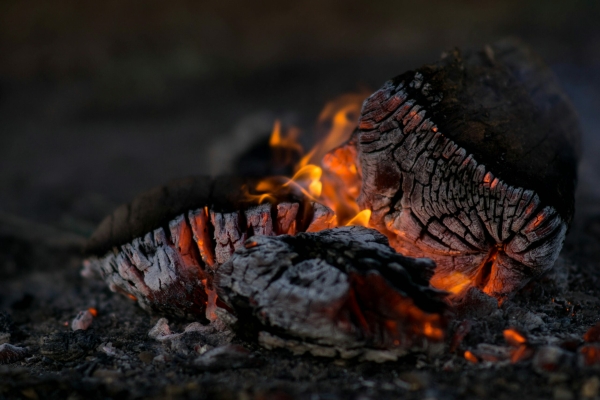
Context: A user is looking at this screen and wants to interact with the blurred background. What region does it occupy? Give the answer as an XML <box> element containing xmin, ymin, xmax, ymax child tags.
<box><xmin>1</xmin><ymin>0</ymin><xmax>599</xmax><ymax>237</ymax></box>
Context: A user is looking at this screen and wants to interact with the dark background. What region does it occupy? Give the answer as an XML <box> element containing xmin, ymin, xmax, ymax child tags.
<box><xmin>1</xmin><ymin>0</ymin><xmax>599</xmax><ymax>237</ymax></box>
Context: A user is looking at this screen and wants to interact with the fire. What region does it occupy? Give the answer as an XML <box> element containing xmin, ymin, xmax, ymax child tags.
<box><xmin>246</xmin><ymin>90</ymin><xmax>370</xmax><ymax>227</ymax></box>
<box><xmin>431</xmin><ymin>271</ymin><xmax>472</xmax><ymax>295</ymax></box>
<box><xmin>269</xmin><ymin>120</ymin><xmax>303</xmax><ymax>167</ymax></box>
<box><xmin>464</xmin><ymin>350</ymin><xmax>479</xmax><ymax>363</ymax></box>
<box><xmin>346</xmin><ymin>209</ymin><xmax>371</xmax><ymax>227</ymax></box>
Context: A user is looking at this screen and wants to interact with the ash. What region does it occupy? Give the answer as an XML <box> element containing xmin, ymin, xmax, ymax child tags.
<box><xmin>0</xmin><ymin>195</ymin><xmax>599</xmax><ymax>400</ymax></box>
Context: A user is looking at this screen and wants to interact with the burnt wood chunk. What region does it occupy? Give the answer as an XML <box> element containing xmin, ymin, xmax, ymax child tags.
<box><xmin>85</xmin><ymin>175</ymin><xmax>335</xmax><ymax>319</ymax></box>
<box><xmin>216</xmin><ymin>226</ymin><xmax>448</xmax><ymax>361</ymax></box>
<box><xmin>306</xmin><ymin>202</ymin><xmax>336</xmax><ymax>232</ymax></box>
<box><xmin>211</xmin><ymin>210</ymin><xmax>248</xmax><ymax>265</ymax></box>
<box><xmin>245</xmin><ymin>203</ymin><xmax>275</xmax><ymax>237</ymax></box>
<box><xmin>341</xmin><ymin>39</ymin><xmax>580</xmax><ymax>301</ymax></box>
<box><xmin>276</xmin><ymin>202</ymin><xmax>299</xmax><ymax>235</ymax></box>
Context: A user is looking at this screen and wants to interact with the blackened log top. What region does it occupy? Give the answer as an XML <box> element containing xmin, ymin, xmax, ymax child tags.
<box><xmin>388</xmin><ymin>38</ymin><xmax>580</xmax><ymax>223</ymax></box>
<box><xmin>85</xmin><ymin>176</ymin><xmax>261</xmax><ymax>255</ymax></box>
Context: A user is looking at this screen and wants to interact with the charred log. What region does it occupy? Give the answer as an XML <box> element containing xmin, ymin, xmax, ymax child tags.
<box><xmin>84</xmin><ymin>176</ymin><xmax>336</xmax><ymax>319</ymax></box>
<box><xmin>333</xmin><ymin>39</ymin><xmax>581</xmax><ymax>302</ymax></box>
<box><xmin>215</xmin><ymin>226</ymin><xmax>448</xmax><ymax>361</ymax></box>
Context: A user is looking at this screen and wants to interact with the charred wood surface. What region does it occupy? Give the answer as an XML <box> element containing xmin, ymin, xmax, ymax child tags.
<box><xmin>344</xmin><ymin>39</ymin><xmax>581</xmax><ymax>301</ymax></box>
<box><xmin>85</xmin><ymin>176</ymin><xmax>336</xmax><ymax>319</ymax></box>
<box><xmin>216</xmin><ymin>226</ymin><xmax>448</xmax><ymax>361</ymax></box>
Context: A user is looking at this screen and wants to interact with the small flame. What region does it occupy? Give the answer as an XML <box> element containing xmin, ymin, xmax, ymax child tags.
<box><xmin>269</xmin><ymin>120</ymin><xmax>303</xmax><ymax>167</ymax></box>
<box><xmin>88</xmin><ymin>308</ymin><xmax>98</xmax><ymax>317</ymax></box>
<box><xmin>346</xmin><ymin>209</ymin><xmax>371</xmax><ymax>227</ymax></box>
<box><xmin>246</xmin><ymin>90</ymin><xmax>370</xmax><ymax>228</ymax></box>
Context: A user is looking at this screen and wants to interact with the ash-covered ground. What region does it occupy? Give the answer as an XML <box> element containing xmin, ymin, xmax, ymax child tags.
<box><xmin>1</xmin><ymin>193</ymin><xmax>600</xmax><ymax>400</ymax></box>
<box><xmin>2</xmin><ymin>2</ymin><xmax>600</xmax><ymax>399</ymax></box>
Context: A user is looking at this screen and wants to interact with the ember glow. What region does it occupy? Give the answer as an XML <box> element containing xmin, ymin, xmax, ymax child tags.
<box><xmin>464</xmin><ymin>350</ymin><xmax>478</xmax><ymax>363</ymax></box>
<box><xmin>503</xmin><ymin>328</ymin><xmax>527</xmax><ymax>347</ymax></box>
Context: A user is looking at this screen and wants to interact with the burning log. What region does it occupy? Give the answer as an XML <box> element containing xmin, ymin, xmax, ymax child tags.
<box><xmin>84</xmin><ymin>176</ymin><xmax>337</xmax><ymax>319</ymax></box>
<box><xmin>215</xmin><ymin>226</ymin><xmax>448</xmax><ymax>361</ymax></box>
<box><xmin>83</xmin><ymin>39</ymin><xmax>581</xmax><ymax>363</ymax></box>
<box><xmin>332</xmin><ymin>39</ymin><xmax>581</xmax><ymax>302</ymax></box>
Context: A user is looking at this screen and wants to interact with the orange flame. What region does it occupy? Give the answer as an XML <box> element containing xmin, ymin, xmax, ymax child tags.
<box><xmin>269</xmin><ymin>120</ymin><xmax>303</xmax><ymax>167</ymax></box>
<box><xmin>346</xmin><ymin>209</ymin><xmax>371</xmax><ymax>227</ymax></box>
<box><xmin>246</xmin><ymin>90</ymin><xmax>370</xmax><ymax>227</ymax></box>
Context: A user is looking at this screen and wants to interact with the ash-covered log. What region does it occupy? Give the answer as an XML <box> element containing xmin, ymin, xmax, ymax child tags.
<box><xmin>216</xmin><ymin>226</ymin><xmax>448</xmax><ymax>361</ymax></box>
<box><xmin>84</xmin><ymin>176</ymin><xmax>335</xmax><ymax>319</ymax></box>
<box><xmin>329</xmin><ymin>39</ymin><xmax>581</xmax><ymax>302</ymax></box>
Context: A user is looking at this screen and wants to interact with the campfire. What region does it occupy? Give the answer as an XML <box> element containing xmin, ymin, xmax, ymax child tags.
<box><xmin>83</xmin><ymin>39</ymin><xmax>581</xmax><ymax>362</ymax></box>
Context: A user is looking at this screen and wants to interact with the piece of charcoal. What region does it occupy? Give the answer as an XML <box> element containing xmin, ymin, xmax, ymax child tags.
<box><xmin>40</xmin><ymin>330</ymin><xmax>99</xmax><ymax>362</ymax></box>
<box><xmin>0</xmin><ymin>344</ymin><xmax>28</xmax><ymax>365</ymax></box>
<box><xmin>215</xmin><ymin>226</ymin><xmax>448</xmax><ymax>361</ymax></box>
<box><xmin>326</xmin><ymin>39</ymin><xmax>581</xmax><ymax>302</ymax></box>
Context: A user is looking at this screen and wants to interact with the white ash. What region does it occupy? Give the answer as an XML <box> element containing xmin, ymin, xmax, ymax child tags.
<box><xmin>193</xmin><ymin>344</ymin><xmax>259</xmax><ymax>371</ymax></box>
<box><xmin>71</xmin><ymin>310</ymin><xmax>94</xmax><ymax>331</ymax></box>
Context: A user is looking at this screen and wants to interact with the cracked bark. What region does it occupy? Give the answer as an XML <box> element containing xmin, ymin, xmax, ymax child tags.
<box><xmin>336</xmin><ymin>39</ymin><xmax>581</xmax><ymax>301</ymax></box>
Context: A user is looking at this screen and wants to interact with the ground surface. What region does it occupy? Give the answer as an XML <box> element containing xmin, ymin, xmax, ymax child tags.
<box><xmin>1</xmin><ymin>1</ymin><xmax>600</xmax><ymax>399</ymax></box>
<box><xmin>1</xmin><ymin>197</ymin><xmax>600</xmax><ymax>400</ymax></box>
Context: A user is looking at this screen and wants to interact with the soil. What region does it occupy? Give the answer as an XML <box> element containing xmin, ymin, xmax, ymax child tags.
<box><xmin>1</xmin><ymin>2</ymin><xmax>600</xmax><ymax>399</ymax></box>
<box><xmin>1</xmin><ymin>178</ymin><xmax>600</xmax><ymax>400</ymax></box>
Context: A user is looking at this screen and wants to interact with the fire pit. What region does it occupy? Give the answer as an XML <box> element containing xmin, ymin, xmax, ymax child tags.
<box><xmin>2</xmin><ymin>38</ymin><xmax>599</xmax><ymax>400</ymax></box>
<box><xmin>83</xmin><ymin>38</ymin><xmax>579</xmax><ymax>349</ymax></box>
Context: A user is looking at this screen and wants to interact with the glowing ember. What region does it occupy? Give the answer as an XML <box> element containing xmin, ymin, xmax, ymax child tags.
<box><xmin>202</xmin><ymin>279</ymin><xmax>219</xmax><ymax>321</ymax></box>
<box><xmin>464</xmin><ymin>350</ymin><xmax>478</xmax><ymax>363</ymax></box>
<box><xmin>269</xmin><ymin>119</ymin><xmax>303</xmax><ymax>167</ymax></box>
<box><xmin>503</xmin><ymin>328</ymin><xmax>527</xmax><ymax>347</ymax></box>
<box><xmin>431</xmin><ymin>271</ymin><xmax>471</xmax><ymax>295</ymax></box>
<box><xmin>583</xmin><ymin>322</ymin><xmax>600</xmax><ymax>343</ymax></box>
<box><xmin>510</xmin><ymin>344</ymin><xmax>534</xmax><ymax>364</ymax></box>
